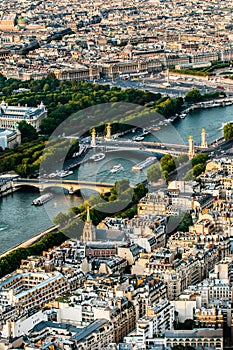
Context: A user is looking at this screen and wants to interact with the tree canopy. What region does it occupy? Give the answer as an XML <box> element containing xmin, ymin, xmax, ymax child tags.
<box><xmin>147</xmin><ymin>163</ymin><xmax>164</xmax><ymax>183</ymax></box>
<box><xmin>185</xmin><ymin>88</ymin><xmax>202</xmax><ymax>103</ymax></box>
<box><xmin>224</xmin><ymin>123</ymin><xmax>233</xmax><ymax>140</ymax></box>
<box><xmin>18</xmin><ymin>120</ymin><xmax>38</xmax><ymax>143</ymax></box>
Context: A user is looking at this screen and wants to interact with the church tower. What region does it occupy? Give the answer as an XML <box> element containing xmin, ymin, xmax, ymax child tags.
<box><xmin>82</xmin><ymin>206</ymin><xmax>96</xmax><ymax>242</ymax></box>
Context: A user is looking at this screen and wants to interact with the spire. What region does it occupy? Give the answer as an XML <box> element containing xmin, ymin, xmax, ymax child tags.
<box><xmin>82</xmin><ymin>206</ymin><xmax>96</xmax><ymax>242</ymax></box>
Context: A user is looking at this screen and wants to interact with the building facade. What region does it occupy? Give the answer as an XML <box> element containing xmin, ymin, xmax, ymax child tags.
<box><xmin>0</xmin><ymin>101</ymin><xmax>47</xmax><ymax>131</ymax></box>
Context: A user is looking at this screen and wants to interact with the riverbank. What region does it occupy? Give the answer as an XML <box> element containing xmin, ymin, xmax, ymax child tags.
<box><xmin>181</xmin><ymin>96</ymin><xmax>233</xmax><ymax>116</ymax></box>
<box><xmin>0</xmin><ymin>224</ymin><xmax>59</xmax><ymax>258</ymax></box>
<box><xmin>0</xmin><ymin>181</ymin><xmax>20</xmax><ymax>198</ymax></box>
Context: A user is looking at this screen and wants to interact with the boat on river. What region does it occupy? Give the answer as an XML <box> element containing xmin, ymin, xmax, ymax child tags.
<box><xmin>141</xmin><ymin>128</ymin><xmax>150</xmax><ymax>136</ymax></box>
<box><xmin>58</xmin><ymin>170</ymin><xmax>73</xmax><ymax>178</ymax></box>
<box><xmin>89</xmin><ymin>153</ymin><xmax>105</xmax><ymax>162</ymax></box>
<box><xmin>110</xmin><ymin>164</ymin><xmax>124</xmax><ymax>173</ymax></box>
<box><xmin>133</xmin><ymin>136</ymin><xmax>144</xmax><ymax>142</ymax></box>
<box><xmin>179</xmin><ymin>113</ymin><xmax>187</xmax><ymax>119</ymax></box>
<box><xmin>32</xmin><ymin>193</ymin><xmax>54</xmax><ymax>206</ymax></box>
<box><xmin>48</xmin><ymin>172</ymin><xmax>58</xmax><ymax>178</ymax></box>
<box><xmin>132</xmin><ymin>157</ymin><xmax>157</xmax><ymax>171</ymax></box>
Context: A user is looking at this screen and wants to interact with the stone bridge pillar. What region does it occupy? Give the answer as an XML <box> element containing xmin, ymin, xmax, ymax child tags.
<box><xmin>69</xmin><ymin>186</ymin><xmax>74</xmax><ymax>194</ymax></box>
<box><xmin>91</xmin><ymin>128</ymin><xmax>96</xmax><ymax>147</ymax></box>
<box><xmin>201</xmin><ymin>128</ymin><xmax>208</xmax><ymax>148</ymax></box>
<box><xmin>188</xmin><ymin>135</ymin><xmax>195</xmax><ymax>159</ymax></box>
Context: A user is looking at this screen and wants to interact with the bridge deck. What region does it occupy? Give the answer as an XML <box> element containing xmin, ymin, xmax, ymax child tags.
<box><xmin>15</xmin><ymin>179</ymin><xmax>114</xmax><ymax>187</ymax></box>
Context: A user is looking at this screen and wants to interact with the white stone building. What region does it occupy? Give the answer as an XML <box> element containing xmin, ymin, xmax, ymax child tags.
<box><xmin>0</xmin><ymin>101</ymin><xmax>47</xmax><ymax>131</ymax></box>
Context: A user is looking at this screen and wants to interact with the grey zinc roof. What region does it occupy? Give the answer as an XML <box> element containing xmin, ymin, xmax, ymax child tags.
<box><xmin>71</xmin><ymin>319</ymin><xmax>109</xmax><ymax>342</ymax></box>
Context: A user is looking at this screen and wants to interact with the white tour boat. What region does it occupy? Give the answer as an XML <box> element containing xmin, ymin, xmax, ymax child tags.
<box><xmin>32</xmin><ymin>193</ymin><xmax>54</xmax><ymax>206</ymax></box>
<box><xmin>110</xmin><ymin>164</ymin><xmax>124</xmax><ymax>173</ymax></box>
<box><xmin>90</xmin><ymin>153</ymin><xmax>106</xmax><ymax>162</ymax></box>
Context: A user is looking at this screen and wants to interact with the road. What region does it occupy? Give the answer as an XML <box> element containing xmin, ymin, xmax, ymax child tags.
<box><xmin>96</xmin><ymin>72</ymin><xmax>233</xmax><ymax>98</ymax></box>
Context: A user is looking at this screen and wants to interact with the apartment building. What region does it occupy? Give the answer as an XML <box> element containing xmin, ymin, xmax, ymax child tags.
<box><xmin>141</xmin><ymin>301</ymin><xmax>174</xmax><ymax>336</ymax></box>
<box><xmin>71</xmin><ymin>319</ymin><xmax>114</xmax><ymax>350</ymax></box>
<box><xmin>1</xmin><ymin>310</ymin><xmax>47</xmax><ymax>338</ymax></box>
<box><xmin>57</xmin><ymin>294</ymin><xmax>136</xmax><ymax>344</ymax></box>
<box><xmin>124</xmin><ymin>301</ymin><xmax>174</xmax><ymax>344</ymax></box>
<box><xmin>0</xmin><ymin>271</ymin><xmax>69</xmax><ymax>315</ymax></box>
<box><xmin>165</xmin><ymin>329</ymin><xmax>223</xmax><ymax>350</ymax></box>
<box><xmin>115</xmin><ymin>276</ymin><xmax>167</xmax><ymax>320</ymax></box>
<box><xmin>137</xmin><ymin>193</ymin><xmax>169</xmax><ymax>216</ymax></box>
<box><xmin>194</xmin><ymin>307</ymin><xmax>224</xmax><ymax>329</ymax></box>
<box><xmin>54</xmin><ymin>65</ymin><xmax>100</xmax><ymax>82</ymax></box>
<box><xmin>118</xmin><ymin>244</ymin><xmax>143</xmax><ymax>265</ymax></box>
<box><xmin>27</xmin><ymin>318</ymin><xmax>114</xmax><ymax>350</ymax></box>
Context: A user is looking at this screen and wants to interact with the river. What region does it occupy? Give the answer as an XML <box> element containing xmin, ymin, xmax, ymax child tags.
<box><xmin>0</xmin><ymin>104</ymin><xmax>233</xmax><ymax>254</ymax></box>
<box><xmin>154</xmin><ymin>104</ymin><xmax>233</xmax><ymax>145</ymax></box>
<box><xmin>0</xmin><ymin>151</ymin><xmax>150</xmax><ymax>254</ymax></box>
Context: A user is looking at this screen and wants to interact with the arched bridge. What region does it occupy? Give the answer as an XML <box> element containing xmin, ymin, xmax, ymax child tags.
<box><xmin>13</xmin><ymin>179</ymin><xmax>114</xmax><ymax>194</ymax></box>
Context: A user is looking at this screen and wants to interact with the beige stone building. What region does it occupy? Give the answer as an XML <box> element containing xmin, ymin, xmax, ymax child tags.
<box><xmin>165</xmin><ymin>329</ymin><xmax>223</xmax><ymax>350</ymax></box>
<box><xmin>0</xmin><ymin>271</ymin><xmax>69</xmax><ymax>315</ymax></box>
<box><xmin>0</xmin><ymin>101</ymin><xmax>47</xmax><ymax>131</ymax></box>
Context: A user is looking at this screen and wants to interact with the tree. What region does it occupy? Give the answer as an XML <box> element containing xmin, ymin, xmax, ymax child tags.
<box><xmin>177</xmin><ymin>212</ymin><xmax>193</xmax><ymax>232</ymax></box>
<box><xmin>191</xmin><ymin>153</ymin><xmax>208</xmax><ymax>167</ymax></box>
<box><xmin>147</xmin><ymin>164</ymin><xmax>163</xmax><ymax>183</ymax></box>
<box><xmin>224</xmin><ymin>123</ymin><xmax>233</xmax><ymax>140</ymax></box>
<box><xmin>65</xmin><ymin>139</ymin><xmax>79</xmax><ymax>160</ymax></box>
<box><xmin>183</xmin><ymin>169</ymin><xmax>193</xmax><ymax>181</ymax></box>
<box><xmin>185</xmin><ymin>89</ymin><xmax>202</xmax><ymax>103</ymax></box>
<box><xmin>53</xmin><ymin>212</ymin><xmax>69</xmax><ymax>226</ymax></box>
<box><xmin>18</xmin><ymin>121</ymin><xmax>38</xmax><ymax>143</ymax></box>
<box><xmin>160</xmin><ymin>154</ymin><xmax>176</xmax><ymax>175</ymax></box>
<box><xmin>43</xmin><ymin>83</ymin><xmax>50</xmax><ymax>93</ymax></box>
<box><xmin>192</xmin><ymin>163</ymin><xmax>205</xmax><ymax>178</ymax></box>
<box><xmin>176</xmin><ymin>154</ymin><xmax>189</xmax><ymax>166</ymax></box>
<box><xmin>46</xmin><ymin>72</ymin><xmax>57</xmax><ymax>80</ymax></box>
<box><xmin>0</xmin><ymin>231</ymin><xmax>66</xmax><ymax>278</ymax></box>
<box><xmin>133</xmin><ymin>183</ymin><xmax>148</xmax><ymax>203</ymax></box>
<box><xmin>113</xmin><ymin>179</ymin><xmax>130</xmax><ymax>196</ymax></box>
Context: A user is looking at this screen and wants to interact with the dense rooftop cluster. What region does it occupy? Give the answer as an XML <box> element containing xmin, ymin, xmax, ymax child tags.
<box><xmin>0</xmin><ymin>155</ymin><xmax>233</xmax><ymax>348</ymax></box>
<box><xmin>0</xmin><ymin>0</ymin><xmax>233</xmax><ymax>80</ymax></box>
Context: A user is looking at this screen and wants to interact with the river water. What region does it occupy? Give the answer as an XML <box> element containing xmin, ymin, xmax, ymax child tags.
<box><xmin>146</xmin><ymin>104</ymin><xmax>233</xmax><ymax>145</ymax></box>
<box><xmin>0</xmin><ymin>104</ymin><xmax>233</xmax><ymax>254</ymax></box>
